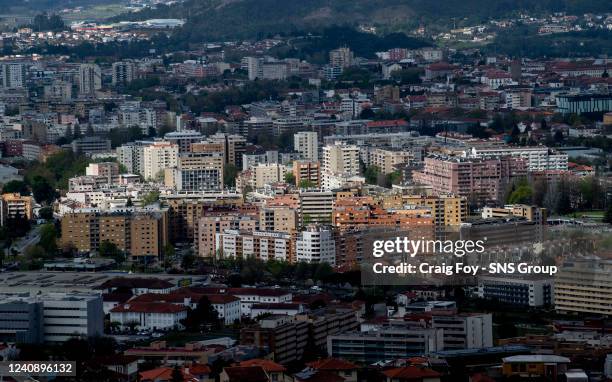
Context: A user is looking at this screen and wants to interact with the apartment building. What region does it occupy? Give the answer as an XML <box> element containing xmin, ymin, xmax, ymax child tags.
<box><xmin>477</xmin><ymin>276</ymin><xmax>553</xmax><ymax>307</ymax></box>
<box><xmin>329</xmin><ymin>47</ymin><xmax>354</xmax><ymax>68</ymax></box>
<box><xmin>111</xmin><ymin>61</ymin><xmax>136</xmax><ymax>86</ymax></box>
<box><xmin>110</xmin><ymin>302</ymin><xmax>188</xmax><ymax>331</ymax></box>
<box><xmin>294</xmin><ymin>131</ymin><xmax>318</xmax><ymax>161</ymax></box>
<box><xmin>293</xmin><ymin>161</ymin><xmax>320</xmax><ymax>188</ymax></box>
<box><xmin>299</xmin><ymin>190</ymin><xmax>335</xmax><ymax>225</ymax></box>
<box><xmin>401</xmin><ymin>194</ymin><xmax>468</xmax><ymax>227</ymax></box>
<box><xmin>413</xmin><ymin>155</ymin><xmax>527</xmax><ymax>203</ymax></box>
<box><xmin>85</xmin><ymin>162</ymin><xmax>119</xmax><ymax>183</ymax></box>
<box><xmin>196</xmin><ymin>214</ymin><xmax>258</xmax><ymax>258</ymax></box>
<box><xmin>116</xmin><ymin>141</ymin><xmax>151</xmax><ymax>175</ymax></box>
<box><xmin>431</xmin><ymin>313</ymin><xmax>493</xmax><ymax>350</ymax></box>
<box><xmin>295</xmin><ymin>225</ymin><xmax>336</xmax><ymax>265</ymax></box>
<box><xmin>143</xmin><ymin>141</ymin><xmax>179</xmax><ymax>180</ymax></box>
<box><xmin>241</xmin><ymin>315</ymin><xmax>309</xmax><ymax>365</ymax></box>
<box><xmin>1</xmin><ymin>192</ymin><xmax>33</xmax><ymax>221</ymax></box>
<box><xmin>555</xmin><ymin>259</ymin><xmax>612</xmax><ymax>316</ymax></box>
<box><xmin>164</xmin><ymin>130</ymin><xmax>204</xmax><ymax>153</ymax></box>
<box><xmin>367</xmin><ymin>148</ymin><xmax>420</xmax><ymax>174</ymax></box>
<box><xmin>203</xmin><ymin>133</ymin><xmax>247</xmax><ymax>168</ymax></box>
<box><xmin>469</xmin><ymin>147</ymin><xmax>568</xmax><ymax>171</ymax></box>
<box><xmin>482</xmin><ymin>204</ymin><xmax>547</xmax><ymax>225</ymax></box>
<box><xmin>253</xmin><ymin>163</ymin><xmax>288</xmax><ymax>188</ymax></box>
<box><xmin>78</xmin><ymin>63</ymin><xmax>101</xmax><ymax>95</ymax></box>
<box><xmin>216</xmin><ymin>229</ymin><xmax>294</xmax><ymax>262</ymax></box>
<box><xmin>0</xmin><ymin>295</ymin><xmax>44</xmax><ymax>343</ymax></box>
<box><xmin>259</xmin><ymin>206</ymin><xmax>297</xmax><ymax>233</ymax></box>
<box><xmin>322</xmin><ymin>143</ymin><xmax>360</xmax><ymax>190</ymax></box>
<box><xmin>327</xmin><ymin>327</ymin><xmax>443</xmax><ymax>363</ymax></box>
<box><xmin>460</xmin><ymin>217</ymin><xmax>542</xmax><ymax>248</ymax></box>
<box><xmin>60</xmin><ymin>209</ymin><xmax>169</xmax><ymax>261</ymax></box>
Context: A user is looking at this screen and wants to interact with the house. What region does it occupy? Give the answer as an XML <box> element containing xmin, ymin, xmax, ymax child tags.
<box><xmin>221</xmin><ymin>365</ymin><xmax>270</xmax><ymax>382</ymax></box>
<box><xmin>110</xmin><ymin>302</ymin><xmax>188</xmax><ymax>331</ymax></box>
<box><xmin>294</xmin><ymin>368</ymin><xmax>345</xmax><ymax>382</ymax></box>
<box><xmin>95</xmin><ymin>355</ymin><xmax>140</xmax><ymax>382</ymax></box>
<box><xmin>502</xmin><ymin>355</ymin><xmax>571</xmax><ymax>381</ymax></box>
<box><xmin>382</xmin><ymin>366</ymin><xmax>442</xmax><ymax>382</ymax></box>
<box><xmin>239</xmin><ymin>359</ymin><xmax>292</xmax><ymax>382</ymax></box>
<box><xmin>307</xmin><ymin>359</ymin><xmax>359</xmax><ymax>382</ymax></box>
<box><xmin>139</xmin><ymin>366</ymin><xmax>200</xmax><ymax>382</ymax></box>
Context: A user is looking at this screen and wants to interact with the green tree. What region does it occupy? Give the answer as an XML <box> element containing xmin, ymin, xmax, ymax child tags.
<box><xmin>38</xmin><ymin>223</ymin><xmax>58</xmax><ymax>254</ymax></box>
<box><xmin>223</xmin><ymin>164</ymin><xmax>238</xmax><ymax>187</ymax></box>
<box><xmin>182</xmin><ymin>296</ymin><xmax>220</xmax><ymax>331</ymax></box>
<box><xmin>141</xmin><ymin>191</ymin><xmax>160</xmax><ymax>206</ymax></box>
<box><xmin>364</xmin><ymin>166</ymin><xmax>380</xmax><ymax>185</ymax></box>
<box><xmin>2</xmin><ymin>180</ymin><xmax>29</xmax><ymax>195</ymax></box>
<box><xmin>31</xmin><ymin>176</ymin><xmax>56</xmax><ymax>205</ymax></box>
<box><xmin>603</xmin><ymin>204</ymin><xmax>612</xmax><ymax>224</ymax></box>
<box><xmin>299</xmin><ymin>179</ymin><xmax>316</xmax><ymax>189</ymax></box>
<box><xmin>507</xmin><ymin>185</ymin><xmax>533</xmax><ymax>204</ymax></box>
<box><xmin>99</xmin><ymin>240</ymin><xmax>125</xmax><ymax>264</ymax></box>
<box><xmin>284</xmin><ymin>172</ymin><xmax>296</xmax><ymax>185</ymax></box>
<box><xmin>38</xmin><ymin>206</ymin><xmax>53</xmax><ymax>220</ymax></box>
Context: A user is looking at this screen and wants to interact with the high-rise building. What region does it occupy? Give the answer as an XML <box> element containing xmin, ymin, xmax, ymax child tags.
<box><xmin>164</xmin><ymin>130</ymin><xmax>204</xmax><ymax>153</ymax></box>
<box><xmin>0</xmin><ymin>63</ymin><xmax>26</xmax><ymax>89</ymax></box>
<box><xmin>296</xmin><ymin>225</ymin><xmax>336</xmax><ymax>265</ymax></box>
<box><xmin>143</xmin><ymin>141</ymin><xmax>179</xmax><ymax>180</ymax></box>
<box><xmin>293</xmin><ymin>161</ymin><xmax>320</xmax><ymax>188</ymax></box>
<box><xmin>216</xmin><ymin>229</ymin><xmax>294</xmax><ymax>262</ymax></box>
<box><xmin>294</xmin><ymin>131</ymin><xmax>318</xmax><ymax>161</ymax></box>
<box><xmin>1</xmin><ymin>193</ymin><xmax>33</xmax><ymax>223</ymax></box>
<box><xmin>203</xmin><ymin>133</ymin><xmax>247</xmax><ymax>169</ymax></box>
<box><xmin>259</xmin><ymin>206</ymin><xmax>297</xmax><ymax>233</ymax></box>
<box><xmin>241</xmin><ymin>315</ymin><xmax>309</xmax><ymax>365</ymax></box>
<box><xmin>329</xmin><ymin>47</ymin><xmax>354</xmax><ymax>69</ymax></box>
<box><xmin>44</xmin><ymin>80</ymin><xmax>72</xmax><ymax>101</ymax></box>
<box><xmin>116</xmin><ymin>141</ymin><xmax>152</xmax><ymax>176</ymax></box>
<box><xmin>112</xmin><ymin>61</ymin><xmax>136</xmax><ymax>86</ymax></box>
<box><xmin>196</xmin><ymin>214</ymin><xmax>258</xmax><ymax>258</ymax></box>
<box><xmin>431</xmin><ymin>313</ymin><xmax>493</xmax><ymax>350</ymax></box>
<box><xmin>78</xmin><ymin>64</ymin><xmax>102</xmax><ymax>96</ymax></box>
<box><xmin>322</xmin><ymin>143</ymin><xmax>360</xmax><ymax>189</ymax></box>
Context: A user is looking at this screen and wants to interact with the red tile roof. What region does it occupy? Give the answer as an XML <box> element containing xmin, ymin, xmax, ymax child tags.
<box><xmin>139</xmin><ymin>367</ymin><xmax>198</xmax><ymax>382</ymax></box>
<box><xmin>307</xmin><ymin>358</ymin><xmax>358</xmax><ymax>371</ymax></box>
<box><xmin>382</xmin><ymin>366</ymin><xmax>441</xmax><ymax>380</ymax></box>
<box><xmin>223</xmin><ymin>366</ymin><xmax>269</xmax><ymax>382</ymax></box>
<box><xmin>239</xmin><ymin>359</ymin><xmax>286</xmax><ymax>372</ymax></box>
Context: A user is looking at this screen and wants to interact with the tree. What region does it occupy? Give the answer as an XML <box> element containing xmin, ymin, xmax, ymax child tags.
<box><xmin>284</xmin><ymin>172</ymin><xmax>296</xmax><ymax>185</ymax></box>
<box><xmin>364</xmin><ymin>166</ymin><xmax>379</xmax><ymax>185</ymax></box>
<box><xmin>99</xmin><ymin>240</ymin><xmax>125</xmax><ymax>264</ymax></box>
<box><xmin>299</xmin><ymin>179</ymin><xmax>316</xmax><ymax>189</ymax></box>
<box><xmin>38</xmin><ymin>224</ymin><xmax>58</xmax><ymax>254</ymax></box>
<box><xmin>2</xmin><ymin>180</ymin><xmax>29</xmax><ymax>195</ymax></box>
<box><xmin>604</xmin><ymin>204</ymin><xmax>612</xmax><ymax>224</ymax></box>
<box><xmin>171</xmin><ymin>366</ymin><xmax>183</xmax><ymax>382</ymax></box>
<box><xmin>141</xmin><ymin>191</ymin><xmax>160</xmax><ymax>206</ymax></box>
<box><xmin>181</xmin><ymin>253</ymin><xmax>195</xmax><ymax>269</ymax></box>
<box><xmin>507</xmin><ymin>185</ymin><xmax>533</xmax><ymax>204</ymax></box>
<box><xmin>31</xmin><ymin>176</ymin><xmax>56</xmax><ymax>205</ymax></box>
<box><xmin>223</xmin><ymin>164</ymin><xmax>238</xmax><ymax>188</ymax></box>
<box><xmin>182</xmin><ymin>296</ymin><xmax>220</xmax><ymax>331</ymax></box>
<box><xmin>38</xmin><ymin>206</ymin><xmax>53</xmax><ymax>220</ymax></box>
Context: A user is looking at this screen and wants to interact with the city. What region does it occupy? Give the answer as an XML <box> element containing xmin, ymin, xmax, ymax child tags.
<box><xmin>0</xmin><ymin>0</ymin><xmax>610</xmax><ymax>381</ymax></box>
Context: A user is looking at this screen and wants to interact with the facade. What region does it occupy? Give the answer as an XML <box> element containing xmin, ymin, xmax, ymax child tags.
<box><xmin>42</xmin><ymin>293</ymin><xmax>104</xmax><ymax>343</ymax></box>
<box><xmin>469</xmin><ymin>147</ymin><xmax>568</xmax><ymax>171</ymax></box>
<box><xmin>477</xmin><ymin>276</ymin><xmax>553</xmax><ymax>307</ymax></box>
<box><xmin>241</xmin><ymin>315</ymin><xmax>309</xmax><ymax>365</ymax></box>
<box><xmin>294</xmin><ymin>131</ymin><xmax>318</xmax><ymax>161</ymax></box>
<box><xmin>0</xmin><ymin>63</ymin><xmax>26</xmax><ymax>89</ymax></box>
<box><xmin>329</xmin><ymin>47</ymin><xmax>354</xmax><ymax>68</ymax></box>
<box><xmin>293</xmin><ymin>161</ymin><xmax>320</xmax><ymax>188</ymax></box>
<box><xmin>368</xmin><ymin>148</ymin><xmax>419</xmax><ymax>174</ymax></box>
<box><xmin>60</xmin><ymin>209</ymin><xmax>169</xmax><ymax>261</ymax></box>
<box><xmin>112</xmin><ymin>61</ymin><xmax>136</xmax><ymax>86</ymax></box>
<box><xmin>555</xmin><ymin>259</ymin><xmax>612</xmax><ymax>316</ymax></box>
<box><xmin>110</xmin><ymin>302</ymin><xmax>188</xmax><ymax>331</ymax></box>
<box><xmin>143</xmin><ymin>141</ymin><xmax>179</xmax><ymax>180</ymax></box>
<box><xmin>322</xmin><ymin>143</ymin><xmax>360</xmax><ymax>189</ymax></box>
<box><xmin>401</xmin><ymin>194</ymin><xmax>468</xmax><ymax>227</ymax></box>
<box><xmin>299</xmin><ymin>190</ymin><xmax>335</xmax><ymax>225</ymax></box>
<box><xmin>253</xmin><ymin>163</ymin><xmax>287</xmax><ymax>188</ymax></box>
<box><xmin>556</xmin><ymin>93</ymin><xmax>612</xmax><ymax>114</ymax></box>
<box><xmin>216</xmin><ymin>229</ymin><xmax>294</xmax><ymax>262</ymax></box>
<box><xmin>482</xmin><ymin>205</ymin><xmax>547</xmax><ymax>225</ymax></box>
<box><xmin>413</xmin><ymin>155</ymin><xmax>527</xmax><ymax>203</ymax></box>
<box><xmin>295</xmin><ymin>225</ymin><xmax>336</xmax><ymax>265</ymax></box>
<box><xmin>327</xmin><ymin>327</ymin><xmax>444</xmax><ymax>364</ymax></box>
<box><xmin>196</xmin><ymin>214</ymin><xmax>257</xmax><ymax>258</ymax></box>
<box><xmin>0</xmin><ymin>295</ymin><xmax>44</xmax><ymax>343</ymax></box>
<box><xmin>1</xmin><ymin>192</ymin><xmax>33</xmax><ymax>221</ymax></box>
<box><xmin>78</xmin><ymin>64</ymin><xmax>102</xmax><ymax>95</ymax></box>
<box><xmin>431</xmin><ymin>313</ymin><xmax>493</xmax><ymax>350</ymax></box>
<box><xmin>259</xmin><ymin>206</ymin><xmax>297</xmax><ymax>233</ymax></box>
<box><xmin>117</xmin><ymin>141</ymin><xmax>151</xmax><ymax>175</ymax></box>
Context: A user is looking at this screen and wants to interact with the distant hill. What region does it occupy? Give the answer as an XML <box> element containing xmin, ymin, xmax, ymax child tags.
<box><xmin>0</xmin><ymin>0</ymin><xmax>116</xmax><ymax>14</ymax></box>
<box><xmin>114</xmin><ymin>0</ymin><xmax>612</xmax><ymax>41</ymax></box>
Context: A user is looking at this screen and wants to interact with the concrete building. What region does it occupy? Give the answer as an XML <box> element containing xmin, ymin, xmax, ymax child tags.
<box><xmin>431</xmin><ymin>313</ymin><xmax>493</xmax><ymax>350</ymax></box>
<box><xmin>259</xmin><ymin>206</ymin><xmax>297</xmax><ymax>233</ymax></box>
<box><xmin>85</xmin><ymin>162</ymin><xmax>119</xmax><ymax>183</ymax></box>
<box><xmin>216</xmin><ymin>229</ymin><xmax>294</xmax><ymax>262</ymax></box>
<box><xmin>1</xmin><ymin>192</ymin><xmax>33</xmax><ymax>221</ymax></box>
<box><xmin>0</xmin><ymin>295</ymin><xmax>44</xmax><ymax>343</ymax></box>
<box><xmin>60</xmin><ymin>209</ymin><xmax>169</xmax><ymax>262</ymax></box>
<box><xmin>204</xmin><ymin>133</ymin><xmax>247</xmax><ymax>168</ymax></box>
<box><xmin>401</xmin><ymin>194</ymin><xmax>468</xmax><ymax>227</ymax></box>
<box><xmin>293</xmin><ymin>161</ymin><xmax>320</xmax><ymax>188</ymax></box>
<box><xmin>253</xmin><ymin>163</ymin><xmax>288</xmax><ymax>188</ymax></box>
<box><xmin>322</xmin><ymin>143</ymin><xmax>360</xmax><ymax>190</ymax></box>
<box><xmin>42</xmin><ymin>293</ymin><xmax>104</xmax><ymax>343</ymax></box>
<box><xmin>482</xmin><ymin>205</ymin><xmax>547</xmax><ymax>225</ymax></box>
<box><xmin>143</xmin><ymin>141</ymin><xmax>179</xmax><ymax>180</ymax></box>
<box><xmin>71</xmin><ymin>137</ymin><xmax>112</xmax><ymax>156</ymax></box>
<box><xmin>555</xmin><ymin>259</ymin><xmax>612</xmax><ymax>316</ymax></box>
<box><xmin>110</xmin><ymin>302</ymin><xmax>188</xmax><ymax>331</ymax></box>
<box><xmin>469</xmin><ymin>147</ymin><xmax>568</xmax><ymax>171</ymax></box>
<box><xmin>116</xmin><ymin>141</ymin><xmax>151</xmax><ymax>176</ymax></box>
<box><xmin>299</xmin><ymin>190</ymin><xmax>335</xmax><ymax>225</ymax></box>
<box><xmin>44</xmin><ymin>80</ymin><xmax>72</xmax><ymax>101</ymax></box>
<box><xmin>296</xmin><ymin>225</ymin><xmax>335</xmax><ymax>265</ymax></box>
<box><xmin>460</xmin><ymin>217</ymin><xmax>541</xmax><ymax>248</ymax></box>
<box><xmin>329</xmin><ymin>47</ymin><xmax>354</xmax><ymax>69</ymax></box>
<box><xmin>327</xmin><ymin>327</ymin><xmax>444</xmax><ymax>363</ymax></box>
<box><xmin>477</xmin><ymin>276</ymin><xmax>553</xmax><ymax>307</ymax></box>
<box><xmin>196</xmin><ymin>214</ymin><xmax>258</xmax><ymax>258</ymax></box>
<box><xmin>164</xmin><ymin>130</ymin><xmax>204</xmax><ymax>153</ymax></box>
<box><xmin>0</xmin><ymin>63</ymin><xmax>26</xmax><ymax>89</ymax></box>
<box><xmin>413</xmin><ymin>155</ymin><xmax>527</xmax><ymax>203</ymax></box>
<box><xmin>294</xmin><ymin>131</ymin><xmax>318</xmax><ymax>161</ymax></box>
<box><xmin>241</xmin><ymin>315</ymin><xmax>309</xmax><ymax>365</ymax></box>
<box><xmin>78</xmin><ymin>64</ymin><xmax>102</xmax><ymax>96</ymax></box>
<box><xmin>367</xmin><ymin>148</ymin><xmax>419</xmax><ymax>174</ymax></box>
<box><xmin>112</xmin><ymin>61</ymin><xmax>136</xmax><ymax>86</ymax></box>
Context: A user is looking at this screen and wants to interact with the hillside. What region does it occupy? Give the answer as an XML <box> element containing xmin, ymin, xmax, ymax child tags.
<box><xmin>115</xmin><ymin>0</ymin><xmax>612</xmax><ymax>40</ymax></box>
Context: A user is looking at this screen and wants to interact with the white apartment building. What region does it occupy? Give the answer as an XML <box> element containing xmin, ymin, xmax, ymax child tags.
<box><xmin>432</xmin><ymin>313</ymin><xmax>493</xmax><ymax>350</ymax></box>
<box><xmin>42</xmin><ymin>293</ymin><xmax>104</xmax><ymax>343</ymax></box>
<box><xmin>0</xmin><ymin>63</ymin><xmax>26</xmax><ymax>89</ymax></box>
<box><xmin>322</xmin><ymin>143</ymin><xmax>360</xmax><ymax>190</ymax></box>
<box><xmin>143</xmin><ymin>141</ymin><xmax>179</xmax><ymax>180</ymax></box>
<box><xmin>253</xmin><ymin>163</ymin><xmax>287</xmax><ymax>188</ymax></box>
<box><xmin>78</xmin><ymin>64</ymin><xmax>102</xmax><ymax>95</ymax></box>
<box><xmin>296</xmin><ymin>225</ymin><xmax>336</xmax><ymax>265</ymax></box>
<box><xmin>477</xmin><ymin>275</ymin><xmax>553</xmax><ymax>307</ymax></box>
<box><xmin>224</xmin><ymin>288</ymin><xmax>293</xmax><ymax>316</ymax></box>
<box><xmin>117</xmin><ymin>141</ymin><xmax>151</xmax><ymax>176</ymax></box>
<box><xmin>207</xmin><ymin>295</ymin><xmax>241</xmax><ymax>325</ymax></box>
<box><xmin>294</xmin><ymin>131</ymin><xmax>319</xmax><ymax>161</ymax></box>
<box><xmin>469</xmin><ymin>146</ymin><xmax>568</xmax><ymax>171</ymax></box>
<box><xmin>216</xmin><ymin>230</ymin><xmax>292</xmax><ymax>262</ymax></box>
